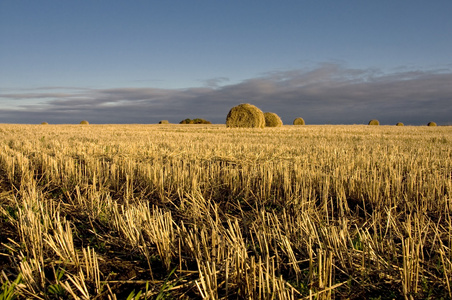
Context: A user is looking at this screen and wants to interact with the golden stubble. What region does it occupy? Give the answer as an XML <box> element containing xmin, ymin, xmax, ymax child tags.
<box><xmin>0</xmin><ymin>124</ymin><xmax>451</xmax><ymax>299</ymax></box>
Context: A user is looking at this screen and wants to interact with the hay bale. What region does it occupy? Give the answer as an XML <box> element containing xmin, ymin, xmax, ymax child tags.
<box><xmin>41</xmin><ymin>122</ymin><xmax>49</xmax><ymax>125</ymax></box>
<box><xmin>80</xmin><ymin>120</ymin><xmax>89</xmax><ymax>125</ymax></box>
<box><xmin>293</xmin><ymin>117</ymin><xmax>305</xmax><ymax>125</ymax></box>
<box><xmin>396</xmin><ymin>122</ymin><xmax>404</xmax><ymax>126</ymax></box>
<box><xmin>159</xmin><ymin>120</ymin><xmax>169</xmax><ymax>124</ymax></box>
<box><xmin>226</xmin><ymin>103</ymin><xmax>265</xmax><ymax>128</ymax></box>
<box><xmin>264</xmin><ymin>112</ymin><xmax>283</xmax><ymax>127</ymax></box>
<box><xmin>427</xmin><ymin>122</ymin><xmax>437</xmax><ymax>126</ymax></box>
<box><xmin>368</xmin><ymin>119</ymin><xmax>379</xmax><ymax>125</ymax></box>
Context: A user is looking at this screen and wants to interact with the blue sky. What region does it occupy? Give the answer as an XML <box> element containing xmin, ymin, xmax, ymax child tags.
<box><xmin>1</xmin><ymin>1</ymin><xmax>451</xmax><ymax>125</ymax></box>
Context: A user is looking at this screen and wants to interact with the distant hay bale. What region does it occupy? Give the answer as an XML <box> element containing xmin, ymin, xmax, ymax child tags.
<box><xmin>264</xmin><ymin>112</ymin><xmax>283</xmax><ymax>127</ymax></box>
<box><xmin>396</xmin><ymin>122</ymin><xmax>404</xmax><ymax>126</ymax></box>
<box><xmin>368</xmin><ymin>119</ymin><xmax>379</xmax><ymax>125</ymax></box>
<box><xmin>427</xmin><ymin>121</ymin><xmax>437</xmax><ymax>126</ymax></box>
<box><xmin>159</xmin><ymin>120</ymin><xmax>169</xmax><ymax>124</ymax></box>
<box><xmin>41</xmin><ymin>122</ymin><xmax>49</xmax><ymax>125</ymax></box>
<box><xmin>80</xmin><ymin>120</ymin><xmax>89</xmax><ymax>125</ymax></box>
<box><xmin>293</xmin><ymin>117</ymin><xmax>305</xmax><ymax>125</ymax></box>
<box><xmin>226</xmin><ymin>103</ymin><xmax>265</xmax><ymax>128</ymax></box>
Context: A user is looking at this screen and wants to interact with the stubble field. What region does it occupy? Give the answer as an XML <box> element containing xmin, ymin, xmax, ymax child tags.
<box><xmin>0</xmin><ymin>124</ymin><xmax>451</xmax><ymax>299</ymax></box>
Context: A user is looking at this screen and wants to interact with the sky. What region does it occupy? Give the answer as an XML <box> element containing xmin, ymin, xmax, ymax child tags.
<box><xmin>1</xmin><ymin>1</ymin><xmax>451</xmax><ymax>125</ymax></box>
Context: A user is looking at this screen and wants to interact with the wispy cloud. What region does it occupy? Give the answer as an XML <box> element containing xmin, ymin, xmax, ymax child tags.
<box><xmin>1</xmin><ymin>63</ymin><xmax>451</xmax><ymax>125</ymax></box>
<box><xmin>201</xmin><ymin>77</ymin><xmax>230</xmax><ymax>88</ymax></box>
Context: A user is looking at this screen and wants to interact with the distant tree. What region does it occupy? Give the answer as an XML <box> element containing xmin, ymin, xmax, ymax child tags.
<box><xmin>180</xmin><ymin>118</ymin><xmax>211</xmax><ymax>124</ymax></box>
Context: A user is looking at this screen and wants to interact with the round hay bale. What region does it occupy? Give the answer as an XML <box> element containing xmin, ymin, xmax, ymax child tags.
<box><xmin>427</xmin><ymin>121</ymin><xmax>437</xmax><ymax>126</ymax></box>
<box><xmin>41</xmin><ymin>122</ymin><xmax>49</xmax><ymax>125</ymax></box>
<box><xmin>264</xmin><ymin>112</ymin><xmax>283</xmax><ymax>127</ymax></box>
<box><xmin>293</xmin><ymin>117</ymin><xmax>305</xmax><ymax>125</ymax></box>
<box><xmin>159</xmin><ymin>120</ymin><xmax>169</xmax><ymax>124</ymax></box>
<box><xmin>368</xmin><ymin>119</ymin><xmax>379</xmax><ymax>125</ymax></box>
<box><xmin>80</xmin><ymin>120</ymin><xmax>89</xmax><ymax>125</ymax></box>
<box><xmin>396</xmin><ymin>122</ymin><xmax>404</xmax><ymax>126</ymax></box>
<box><xmin>226</xmin><ymin>103</ymin><xmax>265</xmax><ymax>128</ymax></box>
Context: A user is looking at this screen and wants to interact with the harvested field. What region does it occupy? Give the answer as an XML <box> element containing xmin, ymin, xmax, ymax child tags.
<box><xmin>0</xmin><ymin>124</ymin><xmax>451</xmax><ymax>299</ymax></box>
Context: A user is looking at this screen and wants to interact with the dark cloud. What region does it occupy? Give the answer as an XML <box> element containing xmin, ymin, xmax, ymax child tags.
<box><xmin>1</xmin><ymin>63</ymin><xmax>451</xmax><ymax>125</ymax></box>
<box><xmin>0</xmin><ymin>92</ymin><xmax>75</xmax><ymax>99</ymax></box>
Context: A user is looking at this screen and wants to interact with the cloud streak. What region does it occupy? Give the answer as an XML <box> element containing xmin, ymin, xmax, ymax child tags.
<box><xmin>1</xmin><ymin>63</ymin><xmax>451</xmax><ymax>125</ymax></box>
